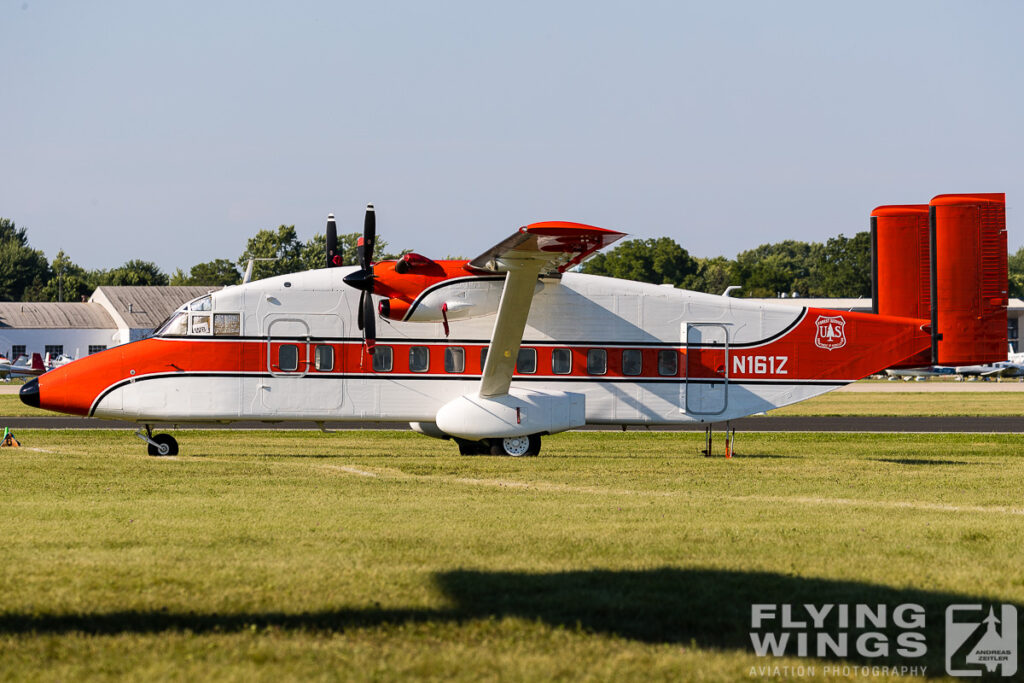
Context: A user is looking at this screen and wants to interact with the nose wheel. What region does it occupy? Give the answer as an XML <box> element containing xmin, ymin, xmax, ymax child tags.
<box><xmin>135</xmin><ymin>427</ymin><xmax>179</xmax><ymax>456</ymax></box>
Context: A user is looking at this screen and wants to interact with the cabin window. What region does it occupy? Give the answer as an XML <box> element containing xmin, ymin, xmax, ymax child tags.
<box><xmin>587</xmin><ymin>349</ymin><xmax>607</xmax><ymax>375</ymax></box>
<box><xmin>480</xmin><ymin>348</ymin><xmax>488</xmax><ymax>371</ymax></box>
<box><xmin>409</xmin><ymin>346</ymin><xmax>430</xmax><ymax>373</ymax></box>
<box><xmin>278</xmin><ymin>344</ymin><xmax>299</xmax><ymax>372</ymax></box>
<box><xmin>156</xmin><ymin>312</ymin><xmax>188</xmax><ymax>337</ymax></box>
<box><xmin>622</xmin><ymin>349</ymin><xmax>643</xmax><ymax>376</ymax></box>
<box><xmin>190</xmin><ymin>314</ymin><xmax>211</xmax><ymax>335</ymax></box>
<box><xmin>516</xmin><ymin>347</ymin><xmax>537</xmax><ymax>374</ymax></box>
<box><xmin>658</xmin><ymin>349</ymin><xmax>678</xmax><ymax>376</ymax></box>
<box><xmin>213</xmin><ymin>313</ymin><xmax>240</xmax><ymax>336</ymax></box>
<box><xmin>372</xmin><ymin>346</ymin><xmax>393</xmax><ymax>372</ymax></box>
<box><xmin>552</xmin><ymin>348</ymin><xmax>572</xmax><ymax>374</ymax></box>
<box><xmin>88</xmin><ymin>345</ymin><xmax>107</xmax><ymax>355</ymax></box>
<box><xmin>314</xmin><ymin>345</ymin><xmax>334</xmax><ymax>372</ymax></box>
<box><xmin>189</xmin><ymin>295</ymin><xmax>212</xmax><ymax>311</ymax></box>
<box><xmin>445</xmin><ymin>347</ymin><xmax>465</xmax><ymax>373</ymax></box>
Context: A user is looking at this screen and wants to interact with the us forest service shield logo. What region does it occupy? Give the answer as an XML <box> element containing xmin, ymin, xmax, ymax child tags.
<box><xmin>814</xmin><ymin>315</ymin><xmax>847</xmax><ymax>351</ymax></box>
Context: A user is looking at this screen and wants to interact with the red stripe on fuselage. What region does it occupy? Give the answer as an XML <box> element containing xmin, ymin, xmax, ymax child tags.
<box><xmin>32</xmin><ymin>306</ymin><xmax>930</xmax><ymax>419</ymax></box>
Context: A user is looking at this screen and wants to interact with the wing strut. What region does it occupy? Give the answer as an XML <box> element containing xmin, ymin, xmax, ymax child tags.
<box><xmin>479</xmin><ymin>260</ymin><xmax>544</xmax><ymax>398</ymax></box>
<box><xmin>470</xmin><ymin>221</ymin><xmax>625</xmax><ymax>399</ymax></box>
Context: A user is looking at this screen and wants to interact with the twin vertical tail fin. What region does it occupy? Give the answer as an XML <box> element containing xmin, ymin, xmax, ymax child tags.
<box><xmin>871</xmin><ymin>193</ymin><xmax>1007</xmax><ymax>367</ymax></box>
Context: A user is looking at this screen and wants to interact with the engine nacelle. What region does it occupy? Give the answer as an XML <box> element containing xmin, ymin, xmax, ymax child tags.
<box><xmin>435</xmin><ymin>389</ymin><xmax>585</xmax><ymax>440</ymax></box>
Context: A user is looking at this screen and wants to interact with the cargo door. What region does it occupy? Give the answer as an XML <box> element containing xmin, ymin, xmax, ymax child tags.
<box><xmin>684</xmin><ymin>323</ymin><xmax>728</xmax><ymax>416</ymax></box>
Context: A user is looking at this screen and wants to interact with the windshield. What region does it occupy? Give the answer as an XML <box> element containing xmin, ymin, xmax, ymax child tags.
<box><xmin>189</xmin><ymin>295</ymin><xmax>212</xmax><ymax>311</ymax></box>
<box><xmin>154</xmin><ymin>311</ymin><xmax>188</xmax><ymax>336</ymax></box>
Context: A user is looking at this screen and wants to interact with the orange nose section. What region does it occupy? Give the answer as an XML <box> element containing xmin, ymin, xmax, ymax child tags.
<box><xmin>26</xmin><ymin>347</ymin><xmax>124</xmax><ymax>417</ymax></box>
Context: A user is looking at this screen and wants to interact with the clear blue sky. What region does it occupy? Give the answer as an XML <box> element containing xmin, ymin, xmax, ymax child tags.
<box><xmin>3</xmin><ymin>1</ymin><xmax>1022</xmax><ymax>273</ymax></box>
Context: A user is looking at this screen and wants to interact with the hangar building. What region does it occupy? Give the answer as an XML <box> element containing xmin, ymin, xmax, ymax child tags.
<box><xmin>0</xmin><ymin>286</ymin><xmax>213</xmax><ymax>360</ymax></box>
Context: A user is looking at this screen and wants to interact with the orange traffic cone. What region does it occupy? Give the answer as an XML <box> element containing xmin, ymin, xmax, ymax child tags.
<box><xmin>1</xmin><ymin>427</ymin><xmax>20</xmax><ymax>448</ymax></box>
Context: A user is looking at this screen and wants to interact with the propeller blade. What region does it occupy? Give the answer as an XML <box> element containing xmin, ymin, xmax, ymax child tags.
<box><xmin>363</xmin><ymin>289</ymin><xmax>376</xmax><ymax>346</ymax></box>
<box><xmin>358</xmin><ymin>204</ymin><xmax>376</xmax><ymax>270</ymax></box>
<box><xmin>357</xmin><ymin>290</ymin><xmax>366</xmax><ymax>331</ymax></box>
<box><xmin>326</xmin><ymin>213</ymin><xmax>340</xmax><ymax>268</ymax></box>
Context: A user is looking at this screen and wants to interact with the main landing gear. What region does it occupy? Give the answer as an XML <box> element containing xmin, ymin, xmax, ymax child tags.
<box><xmin>455</xmin><ymin>434</ymin><xmax>542</xmax><ymax>457</ymax></box>
<box><xmin>135</xmin><ymin>426</ymin><xmax>179</xmax><ymax>456</ymax></box>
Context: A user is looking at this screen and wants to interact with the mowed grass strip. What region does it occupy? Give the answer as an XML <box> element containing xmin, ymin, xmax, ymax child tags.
<box><xmin>768</xmin><ymin>390</ymin><xmax>1024</xmax><ymax>416</ymax></box>
<box><xmin>1</xmin><ymin>429</ymin><xmax>1022</xmax><ymax>681</ymax></box>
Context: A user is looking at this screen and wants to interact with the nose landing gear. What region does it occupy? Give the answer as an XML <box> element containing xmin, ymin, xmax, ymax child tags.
<box><xmin>135</xmin><ymin>426</ymin><xmax>179</xmax><ymax>456</ymax></box>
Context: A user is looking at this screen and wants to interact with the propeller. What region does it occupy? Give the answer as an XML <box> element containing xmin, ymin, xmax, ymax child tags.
<box><xmin>343</xmin><ymin>204</ymin><xmax>377</xmax><ymax>347</ymax></box>
<box><xmin>325</xmin><ymin>213</ymin><xmax>341</xmax><ymax>268</ymax></box>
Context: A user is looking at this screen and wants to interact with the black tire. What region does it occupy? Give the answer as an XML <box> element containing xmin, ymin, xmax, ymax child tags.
<box><xmin>455</xmin><ymin>438</ymin><xmax>485</xmax><ymax>456</ymax></box>
<box><xmin>148</xmin><ymin>433</ymin><xmax>179</xmax><ymax>457</ymax></box>
<box><xmin>488</xmin><ymin>435</ymin><xmax>540</xmax><ymax>457</ymax></box>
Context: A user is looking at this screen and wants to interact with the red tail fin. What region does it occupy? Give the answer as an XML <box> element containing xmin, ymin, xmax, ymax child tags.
<box><xmin>871</xmin><ymin>192</ymin><xmax>1007</xmax><ymax>366</ymax></box>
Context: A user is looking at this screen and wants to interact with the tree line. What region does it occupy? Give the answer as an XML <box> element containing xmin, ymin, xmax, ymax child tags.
<box><xmin>582</xmin><ymin>233</ymin><xmax>874</xmax><ymax>297</ymax></box>
<box><xmin>0</xmin><ymin>218</ymin><xmax>400</xmax><ymax>302</ymax></box>
<box><xmin>4</xmin><ymin>215</ymin><xmax>1024</xmax><ymax>301</ymax></box>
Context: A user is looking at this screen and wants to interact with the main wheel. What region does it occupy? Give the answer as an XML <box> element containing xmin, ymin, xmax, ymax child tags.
<box><xmin>489</xmin><ymin>434</ymin><xmax>541</xmax><ymax>457</ymax></box>
<box><xmin>148</xmin><ymin>433</ymin><xmax>179</xmax><ymax>456</ymax></box>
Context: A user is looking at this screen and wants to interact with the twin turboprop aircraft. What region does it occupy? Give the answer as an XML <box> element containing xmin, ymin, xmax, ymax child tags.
<box><xmin>20</xmin><ymin>200</ymin><xmax>998</xmax><ymax>456</ymax></box>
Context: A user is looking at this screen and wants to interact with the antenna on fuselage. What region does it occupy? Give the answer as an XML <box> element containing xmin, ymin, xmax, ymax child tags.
<box><xmin>241</xmin><ymin>257</ymin><xmax>280</xmax><ymax>284</ymax></box>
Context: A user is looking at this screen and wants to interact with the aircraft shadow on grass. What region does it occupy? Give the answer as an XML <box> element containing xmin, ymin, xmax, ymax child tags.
<box><xmin>2</xmin><ymin>567</ymin><xmax>1018</xmax><ymax>677</ymax></box>
<box><xmin>871</xmin><ymin>458</ymin><xmax>976</xmax><ymax>466</ymax></box>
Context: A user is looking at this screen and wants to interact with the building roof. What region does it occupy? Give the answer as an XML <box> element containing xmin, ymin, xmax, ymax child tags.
<box><xmin>0</xmin><ymin>302</ymin><xmax>116</xmax><ymax>329</ymax></box>
<box><xmin>90</xmin><ymin>286</ymin><xmax>216</xmax><ymax>329</ymax></box>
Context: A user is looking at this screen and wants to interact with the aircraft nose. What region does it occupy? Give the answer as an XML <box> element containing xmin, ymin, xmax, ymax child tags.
<box><xmin>20</xmin><ymin>378</ymin><xmax>40</xmax><ymax>408</ymax></box>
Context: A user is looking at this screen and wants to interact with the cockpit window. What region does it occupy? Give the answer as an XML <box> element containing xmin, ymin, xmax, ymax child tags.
<box><xmin>190</xmin><ymin>314</ymin><xmax>211</xmax><ymax>335</ymax></box>
<box><xmin>213</xmin><ymin>313</ymin><xmax>240</xmax><ymax>336</ymax></box>
<box><xmin>155</xmin><ymin>311</ymin><xmax>188</xmax><ymax>336</ymax></box>
<box><xmin>189</xmin><ymin>295</ymin><xmax>212</xmax><ymax>311</ymax></box>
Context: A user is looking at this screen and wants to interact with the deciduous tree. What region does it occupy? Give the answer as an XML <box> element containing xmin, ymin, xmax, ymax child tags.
<box><xmin>0</xmin><ymin>218</ymin><xmax>50</xmax><ymax>301</ymax></box>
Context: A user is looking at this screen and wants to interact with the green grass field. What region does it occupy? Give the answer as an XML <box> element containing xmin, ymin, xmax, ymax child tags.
<box><xmin>2</xmin><ymin>429</ymin><xmax>1022</xmax><ymax>681</ymax></box>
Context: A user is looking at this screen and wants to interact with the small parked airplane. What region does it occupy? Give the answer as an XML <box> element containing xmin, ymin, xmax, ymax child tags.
<box><xmin>888</xmin><ymin>346</ymin><xmax>1024</xmax><ymax>381</ymax></box>
<box><xmin>884</xmin><ymin>365</ymin><xmax>957</xmax><ymax>381</ymax></box>
<box><xmin>1</xmin><ymin>353</ymin><xmax>47</xmax><ymax>380</ymax></box>
<box><xmin>20</xmin><ymin>199</ymin><xmax>1004</xmax><ymax>456</ymax></box>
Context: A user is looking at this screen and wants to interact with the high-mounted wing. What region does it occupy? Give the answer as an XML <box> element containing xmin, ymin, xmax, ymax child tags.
<box><xmin>467</xmin><ymin>221</ymin><xmax>624</xmax><ymax>276</ymax></box>
<box><xmin>472</xmin><ymin>222</ymin><xmax>624</xmax><ymax>398</ymax></box>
